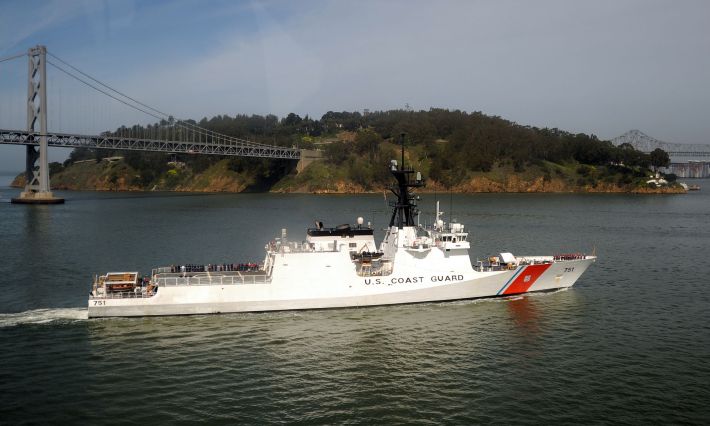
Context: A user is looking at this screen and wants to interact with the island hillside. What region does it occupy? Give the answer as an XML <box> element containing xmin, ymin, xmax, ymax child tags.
<box><xmin>12</xmin><ymin>109</ymin><xmax>682</xmax><ymax>193</ymax></box>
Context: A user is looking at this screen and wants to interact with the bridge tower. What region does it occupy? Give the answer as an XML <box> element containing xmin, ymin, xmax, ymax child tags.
<box><xmin>12</xmin><ymin>45</ymin><xmax>64</xmax><ymax>204</ymax></box>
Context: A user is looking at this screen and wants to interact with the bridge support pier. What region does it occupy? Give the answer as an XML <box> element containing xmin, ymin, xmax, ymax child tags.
<box><xmin>296</xmin><ymin>149</ymin><xmax>323</xmax><ymax>174</ymax></box>
<box><xmin>12</xmin><ymin>45</ymin><xmax>64</xmax><ymax>204</ymax></box>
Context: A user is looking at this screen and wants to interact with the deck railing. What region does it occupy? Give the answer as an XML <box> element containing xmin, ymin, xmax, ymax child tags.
<box><xmin>90</xmin><ymin>273</ymin><xmax>271</xmax><ymax>300</ymax></box>
<box><xmin>89</xmin><ymin>290</ymin><xmax>155</xmax><ymax>299</ymax></box>
<box><xmin>473</xmin><ymin>254</ymin><xmax>588</xmax><ymax>272</ymax></box>
<box><xmin>154</xmin><ymin>273</ymin><xmax>270</xmax><ymax>286</ymax></box>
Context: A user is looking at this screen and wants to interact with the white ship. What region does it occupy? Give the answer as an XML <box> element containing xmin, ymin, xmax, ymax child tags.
<box><xmin>88</xmin><ymin>139</ymin><xmax>596</xmax><ymax>318</ymax></box>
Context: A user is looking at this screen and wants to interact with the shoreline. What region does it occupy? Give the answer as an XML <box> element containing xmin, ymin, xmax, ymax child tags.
<box><xmin>9</xmin><ymin>152</ymin><xmax>689</xmax><ymax>196</ymax></box>
<box><xmin>9</xmin><ymin>164</ymin><xmax>689</xmax><ymax>195</ymax></box>
<box><xmin>7</xmin><ymin>182</ymin><xmax>687</xmax><ymax>195</ymax></box>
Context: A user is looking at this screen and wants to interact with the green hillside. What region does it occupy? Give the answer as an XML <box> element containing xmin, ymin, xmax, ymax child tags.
<box><xmin>13</xmin><ymin>109</ymin><xmax>682</xmax><ymax>193</ymax></box>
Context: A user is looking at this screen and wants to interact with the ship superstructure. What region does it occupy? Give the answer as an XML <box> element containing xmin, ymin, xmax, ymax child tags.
<box><xmin>88</xmin><ymin>135</ymin><xmax>596</xmax><ymax>317</ymax></box>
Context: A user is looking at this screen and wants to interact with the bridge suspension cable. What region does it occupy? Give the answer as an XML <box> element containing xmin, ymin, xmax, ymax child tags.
<box><xmin>47</xmin><ymin>59</ymin><xmax>165</xmax><ymax>122</ymax></box>
<box><xmin>0</xmin><ymin>52</ymin><xmax>26</xmax><ymax>63</ymax></box>
<box><xmin>45</xmin><ymin>51</ymin><xmax>277</xmax><ymax>149</ymax></box>
<box><xmin>1</xmin><ymin>45</ymin><xmax>300</xmax><ymax>164</ymax></box>
<box><xmin>47</xmin><ymin>52</ymin><xmax>170</xmax><ymax>119</ymax></box>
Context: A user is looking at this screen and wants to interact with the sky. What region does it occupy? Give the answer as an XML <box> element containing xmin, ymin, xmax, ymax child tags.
<box><xmin>1</xmin><ymin>0</ymin><xmax>709</xmax><ymax>172</ymax></box>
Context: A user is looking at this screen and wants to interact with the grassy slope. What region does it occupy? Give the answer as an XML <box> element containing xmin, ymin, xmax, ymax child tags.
<box><xmin>12</xmin><ymin>155</ymin><xmax>685</xmax><ymax>194</ymax></box>
<box><xmin>50</xmin><ymin>161</ymin><xmax>142</xmax><ymax>191</ymax></box>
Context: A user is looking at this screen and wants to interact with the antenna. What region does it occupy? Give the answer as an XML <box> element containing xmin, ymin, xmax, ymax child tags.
<box><xmin>400</xmin><ymin>132</ymin><xmax>405</xmax><ymax>170</ymax></box>
<box><xmin>449</xmin><ymin>190</ymin><xmax>453</xmax><ymax>228</ymax></box>
<box><xmin>436</xmin><ymin>200</ymin><xmax>441</xmax><ymax>230</ymax></box>
<box><xmin>434</xmin><ymin>190</ymin><xmax>438</xmax><ymax>223</ymax></box>
<box><xmin>387</xmin><ymin>132</ymin><xmax>424</xmax><ymax>229</ymax></box>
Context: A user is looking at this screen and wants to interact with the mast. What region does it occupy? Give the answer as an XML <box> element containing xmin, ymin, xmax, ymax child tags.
<box><xmin>388</xmin><ymin>133</ymin><xmax>425</xmax><ymax>228</ymax></box>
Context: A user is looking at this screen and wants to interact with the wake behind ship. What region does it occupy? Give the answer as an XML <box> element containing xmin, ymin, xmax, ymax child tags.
<box><xmin>88</xmin><ymin>136</ymin><xmax>596</xmax><ymax>317</ymax></box>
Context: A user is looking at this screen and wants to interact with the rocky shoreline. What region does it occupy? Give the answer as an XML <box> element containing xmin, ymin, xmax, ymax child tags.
<box><xmin>11</xmin><ymin>173</ymin><xmax>686</xmax><ymax>194</ymax></box>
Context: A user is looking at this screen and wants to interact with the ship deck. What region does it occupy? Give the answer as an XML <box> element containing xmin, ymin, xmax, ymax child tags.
<box><xmin>472</xmin><ymin>254</ymin><xmax>589</xmax><ymax>272</ymax></box>
<box><xmin>153</xmin><ymin>271</ymin><xmax>271</xmax><ymax>286</ymax></box>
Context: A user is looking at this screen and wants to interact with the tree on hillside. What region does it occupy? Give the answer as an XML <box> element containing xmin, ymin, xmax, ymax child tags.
<box><xmin>353</xmin><ymin>128</ymin><xmax>381</xmax><ymax>161</ymax></box>
<box><xmin>649</xmin><ymin>148</ymin><xmax>670</xmax><ymax>171</ymax></box>
<box><xmin>614</xmin><ymin>143</ymin><xmax>649</xmax><ymax>168</ymax></box>
<box><xmin>58</xmin><ymin>108</ymin><xmax>660</xmax><ymax>191</ymax></box>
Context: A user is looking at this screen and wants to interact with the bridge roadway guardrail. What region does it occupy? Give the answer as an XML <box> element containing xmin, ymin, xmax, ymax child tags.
<box><xmin>667</xmin><ymin>152</ymin><xmax>710</xmax><ymax>157</ymax></box>
<box><xmin>0</xmin><ymin>129</ymin><xmax>301</xmax><ymax>159</ymax></box>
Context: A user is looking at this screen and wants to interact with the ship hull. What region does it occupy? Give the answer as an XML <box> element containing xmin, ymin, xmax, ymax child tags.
<box><xmin>88</xmin><ymin>257</ymin><xmax>594</xmax><ymax>318</ymax></box>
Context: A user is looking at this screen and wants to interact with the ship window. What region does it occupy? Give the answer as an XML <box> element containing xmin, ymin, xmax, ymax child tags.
<box><xmin>349</xmin><ymin>243</ymin><xmax>357</xmax><ymax>248</ymax></box>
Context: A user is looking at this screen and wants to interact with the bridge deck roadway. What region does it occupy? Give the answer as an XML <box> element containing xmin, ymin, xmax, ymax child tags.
<box><xmin>0</xmin><ymin>129</ymin><xmax>301</xmax><ymax>160</ymax></box>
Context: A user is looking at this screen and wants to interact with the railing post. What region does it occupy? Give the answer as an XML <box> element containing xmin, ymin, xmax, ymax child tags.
<box><xmin>12</xmin><ymin>45</ymin><xmax>64</xmax><ymax>204</ymax></box>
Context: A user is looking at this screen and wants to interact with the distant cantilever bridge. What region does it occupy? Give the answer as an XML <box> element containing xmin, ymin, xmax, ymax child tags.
<box><xmin>610</xmin><ymin>130</ymin><xmax>710</xmax><ymax>160</ymax></box>
<box><xmin>610</xmin><ymin>130</ymin><xmax>710</xmax><ymax>178</ymax></box>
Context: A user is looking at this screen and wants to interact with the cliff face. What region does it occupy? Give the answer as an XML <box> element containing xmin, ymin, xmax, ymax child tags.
<box><xmin>55</xmin><ymin>161</ymin><xmax>143</xmax><ymax>191</ymax></box>
<box><xmin>11</xmin><ymin>158</ymin><xmax>686</xmax><ymax>194</ymax></box>
<box><xmin>171</xmin><ymin>161</ymin><xmax>252</xmax><ymax>192</ymax></box>
<box><xmin>450</xmin><ymin>176</ymin><xmax>570</xmax><ymax>193</ymax></box>
<box><xmin>11</xmin><ymin>159</ymin><xmax>254</xmax><ymax>192</ymax></box>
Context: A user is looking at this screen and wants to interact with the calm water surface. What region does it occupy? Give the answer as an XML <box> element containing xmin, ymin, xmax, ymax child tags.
<box><xmin>1</xmin><ymin>182</ymin><xmax>708</xmax><ymax>424</ymax></box>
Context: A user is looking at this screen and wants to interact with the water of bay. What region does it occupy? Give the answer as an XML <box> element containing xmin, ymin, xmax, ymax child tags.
<box><xmin>1</xmin><ymin>182</ymin><xmax>708</xmax><ymax>424</ymax></box>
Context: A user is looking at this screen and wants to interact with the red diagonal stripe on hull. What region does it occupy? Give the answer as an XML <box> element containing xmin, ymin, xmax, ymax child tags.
<box><xmin>503</xmin><ymin>263</ymin><xmax>552</xmax><ymax>295</ymax></box>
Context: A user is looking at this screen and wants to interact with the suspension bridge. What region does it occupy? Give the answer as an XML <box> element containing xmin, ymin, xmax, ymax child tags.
<box><xmin>0</xmin><ymin>45</ymin><xmax>302</xmax><ymax>204</ymax></box>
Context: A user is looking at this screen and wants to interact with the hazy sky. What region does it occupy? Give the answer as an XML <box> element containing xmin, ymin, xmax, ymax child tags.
<box><xmin>1</xmin><ymin>0</ymin><xmax>709</xmax><ymax>172</ymax></box>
